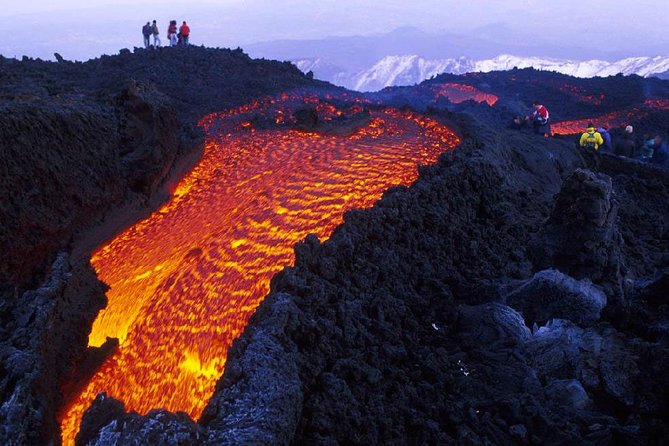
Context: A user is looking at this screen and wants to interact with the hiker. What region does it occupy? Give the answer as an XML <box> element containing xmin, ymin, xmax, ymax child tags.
<box><xmin>614</xmin><ymin>125</ymin><xmax>636</xmax><ymax>157</ymax></box>
<box><xmin>167</xmin><ymin>20</ymin><xmax>178</xmax><ymax>47</ymax></box>
<box><xmin>526</xmin><ymin>101</ymin><xmax>551</xmax><ymax>136</ymax></box>
<box><xmin>151</xmin><ymin>20</ymin><xmax>161</xmax><ymax>47</ymax></box>
<box><xmin>579</xmin><ymin>123</ymin><xmax>604</xmax><ymax>151</ymax></box>
<box><xmin>180</xmin><ymin>21</ymin><xmax>190</xmax><ymax>46</ymax></box>
<box><xmin>509</xmin><ymin>115</ymin><xmax>528</xmax><ymax>130</ymax></box>
<box><xmin>142</xmin><ymin>22</ymin><xmax>152</xmax><ymax>48</ymax></box>
<box><xmin>597</xmin><ymin>125</ymin><xmax>612</xmax><ymax>152</ymax></box>
<box><xmin>651</xmin><ymin>135</ymin><xmax>669</xmax><ymax>168</ymax></box>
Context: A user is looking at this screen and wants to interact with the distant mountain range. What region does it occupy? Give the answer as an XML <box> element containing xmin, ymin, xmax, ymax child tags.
<box><xmin>246</xmin><ymin>27</ymin><xmax>669</xmax><ymax>92</ymax></box>
<box><xmin>295</xmin><ymin>54</ymin><xmax>669</xmax><ymax>92</ymax></box>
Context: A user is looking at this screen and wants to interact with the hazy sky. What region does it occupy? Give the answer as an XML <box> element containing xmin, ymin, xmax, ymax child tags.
<box><xmin>1</xmin><ymin>0</ymin><xmax>666</xmax><ymax>61</ymax></box>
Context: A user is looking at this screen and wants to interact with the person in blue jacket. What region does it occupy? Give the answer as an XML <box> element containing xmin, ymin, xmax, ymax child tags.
<box><xmin>651</xmin><ymin>134</ymin><xmax>669</xmax><ymax>168</ymax></box>
<box><xmin>597</xmin><ymin>126</ymin><xmax>612</xmax><ymax>152</ymax></box>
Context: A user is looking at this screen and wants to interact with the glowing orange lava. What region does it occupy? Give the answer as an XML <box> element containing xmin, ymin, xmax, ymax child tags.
<box><xmin>433</xmin><ymin>83</ymin><xmax>498</xmax><ymax>106</ymax></box>
<box><xmin>552</xmin><ymin>98</ymin><xmax>669</xmax><ymax>134</ymax></box>
<box><xmin>59</xmin><ymin>93</ymin><xmax>459</xmax><ymax>444</ymax></box>
<box><xmin>558</xmin><ymin>83</ymin><xmax>605</xmax><ymax>105</ymax></box>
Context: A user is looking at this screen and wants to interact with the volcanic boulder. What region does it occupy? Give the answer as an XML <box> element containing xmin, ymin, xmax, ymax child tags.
<box><xmin>505</xmin><ymin>269</ymin><xmax>607</xmax><ymax>326</ymax></box>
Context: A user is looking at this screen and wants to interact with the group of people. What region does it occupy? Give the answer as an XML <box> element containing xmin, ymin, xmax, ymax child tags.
<box><xmin>512</xmin><ymin>101</ymin><xmax>669</xmax><ymax>169</ymax></box>
<box><xmin>579</xmin><ymin>124</ymin><xmax>669</xmax><ymax>168</ymax></box>
<box><xmin>142</xmin><ymin>20</ymin><xmax>191</xmax><ymax>48</ymax></box>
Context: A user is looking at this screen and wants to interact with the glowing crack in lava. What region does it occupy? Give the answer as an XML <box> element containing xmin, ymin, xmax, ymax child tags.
<box><xmin>59</xmin><ymin>93</ymin><xmax>460</xmax><ymax>444</ymax></box>
<box><xmin>433</xmin><ymin>83</ymin><xmax>498</xmax><ymax>106</ymax></box>
<box><xmin>558</xmin><ymin>83</ymin><xmax>606</xmax><ymax>105</ymax></box>
<box><xmin>551</xmin><ymin>98</ymin><xmax>669</xmax><ymax>134</ymax></box>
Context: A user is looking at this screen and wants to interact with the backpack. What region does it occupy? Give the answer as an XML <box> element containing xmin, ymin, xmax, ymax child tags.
<box><xmin>142</xmin><ymin>24</ymin><xmax>151</xmax><ymax>36</ymax></box>
<box><xmin>584</xmin><ymin>131</ymin><xmax>598</xmax><ymax>149</ymax></box>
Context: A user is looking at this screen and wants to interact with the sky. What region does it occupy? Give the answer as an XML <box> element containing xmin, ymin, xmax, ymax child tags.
<box><xmin>0</xmin><ymin>0</ymin><xmax>667</xmax><ymax>61</ymax></box>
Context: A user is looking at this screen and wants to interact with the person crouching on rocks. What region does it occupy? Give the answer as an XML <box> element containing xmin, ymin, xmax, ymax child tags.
<box><xmin>151</xmin><ymin>20</ymin><xmax>161</xmax><ymax>47</ymax></box>
<box><xmin>526</xmin><ymin>101</ymin><xmax>551</xmax><ymax>136</ymax></box>
<box><xmin>167</xmin><ymin>20</ymin><xmax>178</xmax><ymax>47</ymax></box>
<box><xmin>180</xmin><ymin>21</ymin><xmax>190</xmax><ymax>46</ymax></box>
<box><xmin>614</xmin><ymin>125</ymin><xmax>636</xmax><ymax>158</ymax></box>
<box><xmin>579</xmin><ymin>123</ymin><xmax>604</xmax><ymax>152</ymax></box>
<box><xmin>142</xmin><ymin>22</ymin><xmax>152</xmax><ymax>48</ymax></box>
<box><xmin>651</xmin><ymin>134</ymin><xmax>669</xmax><ymax>168</ymax></box>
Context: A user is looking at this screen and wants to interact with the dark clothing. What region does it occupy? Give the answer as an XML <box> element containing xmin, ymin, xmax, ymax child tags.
<box><xmin>533</xmin><ymin>120</ymin><xmax>551</xmax><ymax>136</ymax></box>
<box><xmin>142</xmin><ymin>24</ymin><xmax>151</xmax><ymax>37</ymax></box>
<box><xmin>651</xmin><ymin>141</ymin><xmax>669</xmax><ymax>168</ymax></box>
<box><xmin>614</xmin><ymin>134</ymin><xmax>636</xmax><ymax>157</ymax></box>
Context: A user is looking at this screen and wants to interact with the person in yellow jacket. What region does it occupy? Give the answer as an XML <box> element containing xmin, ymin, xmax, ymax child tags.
<box><xmin>579</xmin><ymin>123</ymin><xmax>605</xmax><ymax>151</ymax></box>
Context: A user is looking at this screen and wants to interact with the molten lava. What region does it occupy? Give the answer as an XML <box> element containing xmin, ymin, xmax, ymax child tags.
<box><xmin>433</xmin><ymin>83</ymin><xmax>498</xmax><ymax>106</ymax></box>
<box><xmin>558</xmin><ymin>83</ymin><xmax>606</xmax><ymax>105</ymax></box>
<box><xmin>552</xmin><ymin>98</ymin><xmax>669</xmax><ymax>134</ymax></box>
<box><xmin>59</xmin><ymin>93</ymin><xmax>459</xmax><ymax>444</ymax></box>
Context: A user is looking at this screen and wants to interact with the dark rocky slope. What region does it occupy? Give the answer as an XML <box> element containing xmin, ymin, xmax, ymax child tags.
<box><xmin>1</xmin><ymin>51</ymin><xmax>669</xmax><ymax>445</ymax></box>
<box><xmin>0</xmin><ymin>47</ymin><xmax>319</xmax><ymax>445</ymax></box>
<box><xmin>78</xmin><ymin>120</ymin><xmax>669</xmax><ymax>445</ymax></box>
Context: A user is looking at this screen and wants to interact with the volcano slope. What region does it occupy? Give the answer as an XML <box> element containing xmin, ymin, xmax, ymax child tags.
<box><xmin>75</xmin><ymin>71</ymin><xmax>669</xmax><ymax>444</ymax></box>
<box><xmin>1</xmin><ymin>52</ymin><xmax>669</xmax><ymax>446</ymax></box>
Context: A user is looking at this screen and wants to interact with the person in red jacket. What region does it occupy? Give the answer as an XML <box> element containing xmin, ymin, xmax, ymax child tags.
<box><xmin>525</xmin><ymin>101</ymin><xmax>551</xmax><ymax>136</ymax></box>
<box><xmin>180</xmin><ymin>21</ymin><xmax>191</xmax><ymax>46</ymax></box>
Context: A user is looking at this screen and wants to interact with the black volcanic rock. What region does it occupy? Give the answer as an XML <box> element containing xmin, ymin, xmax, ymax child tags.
<box><xmin>77</xmin><ymin>393</ymin><xmax>204</xmax><ymax>446</ymax></box>
<box><xmin>530</xmin><ymin>169</ymin><xmax>628</xmax><ymax>300</ymax></box>
<box><xmin>0</xmin><ymin>254</ymin><xmax>107</xmax><ymax>445</ymax></box>
<box><xmin>505</xmin><ymin>269</ymin><xmax>607</xmax><ymax>326</ymax></box>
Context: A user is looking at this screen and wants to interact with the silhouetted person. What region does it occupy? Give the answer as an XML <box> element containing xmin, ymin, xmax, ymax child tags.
<box><xmin>180</xmin><ymin>21</ymin><xmax>190</xmax><ymax>46</ymax></box>
<box><xmin>142</xmin><ymin>22</ymin><xmax>151</xmax><ymax>48</ymax></box>
<box><xmin>509</xmin><ymin>115</ymin><xmax>528</xmax><ymax>130</ymax></box>
<box><xmin>651</xmin><ymin>135</ymin><xmax>669</xmax><ymax>168</ymax></box>
<box><xmin>151</xmin><ymin>20</ymin><xmax>161</xmax><ymax>47</ymax></box>
<box><xmin>614</xmin><ymin>125</ymin><xmax>636</xmax><ymax>157</ymax></box>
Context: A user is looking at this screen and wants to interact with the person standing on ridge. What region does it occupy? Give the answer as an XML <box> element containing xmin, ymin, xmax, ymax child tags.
<box><xmin>151</xmin><ymin>20</ymin><xmax>161</xmax><ymax>47</ymax></box>
<box><xmin>142</xmin><ymin>22</ymin><xmax>152</xmax><ymax>48</ymax></box>
<box><xmin>597</xmin><ymin>125</ymin><xmax>612</xmax><ymax>152</ymax></box>
<box><xmin>180</xmin><ymin>21</ymin><xmax>190</xmax><ymax>46</ymax></box>
<box><xmin>614</xmin><ymin>125</ymin><xmax>636</xmax><ymax>157</ymax></box>
<box><xmin>526</xmin><ymin>101</ymin><xmax>551</xmax><ymax>136</ymax></box>
<box><xmin>579</xmin><ymin>123</ymin><xmax>604</xmax><ymax>151</ymax></box>
<box><xmin>167</xmin><ymin>20</ymin><xmax>178</xmax><ymax>47</ymax></box>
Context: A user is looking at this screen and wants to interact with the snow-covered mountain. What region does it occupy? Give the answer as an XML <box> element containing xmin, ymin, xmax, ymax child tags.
<box><xmin>295</xmin><ymin>54</ymin><xmax>669</xmax><ymax>92</ymax></box>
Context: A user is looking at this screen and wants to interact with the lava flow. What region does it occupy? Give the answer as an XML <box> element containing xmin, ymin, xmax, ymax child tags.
<box><xmin>551</xmin><ymin>97</ymin><xmax>669</xmax><ymax>134</ymax></box>
<box><xmin>59</xmin><ymin>93</ymin><xmax>460</xmax><ymax>444</ymax></box>
<box><xmin>433</xmin><ymin>83</ymin><xmax>499</xmax><ymax>106</ymax></box>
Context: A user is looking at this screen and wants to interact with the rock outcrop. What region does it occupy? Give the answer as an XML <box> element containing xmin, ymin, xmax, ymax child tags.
<box><xmin>531</xmin><ymin>169</ymin><xmax>628</xmax><ymax>300</ymax></box>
